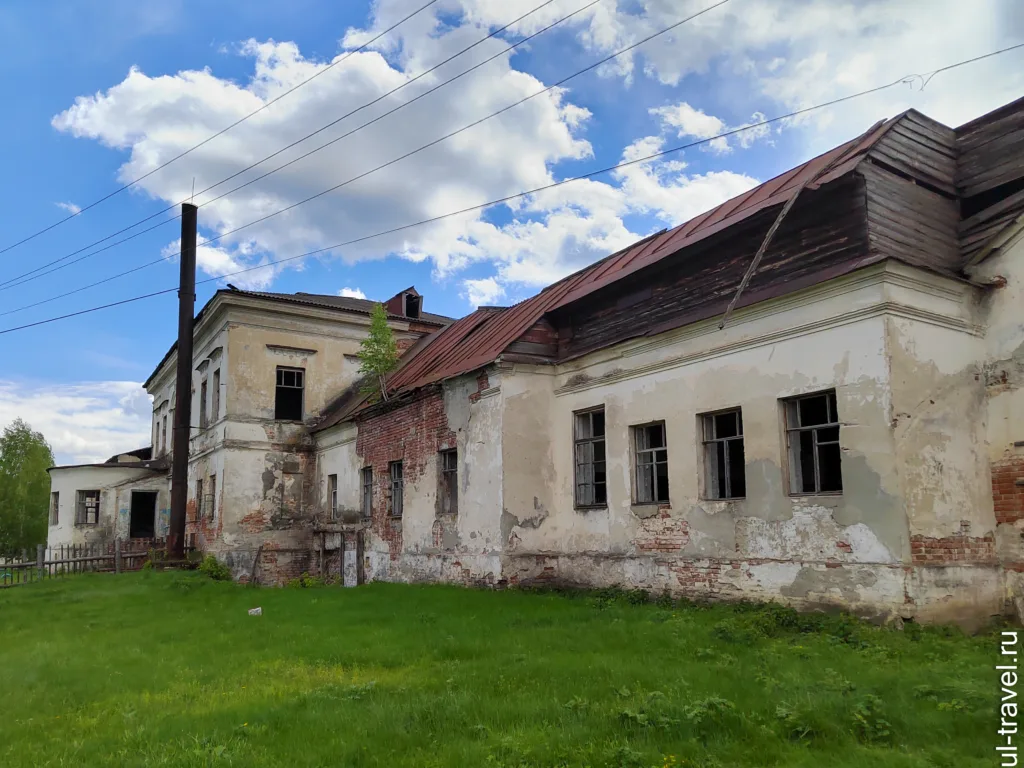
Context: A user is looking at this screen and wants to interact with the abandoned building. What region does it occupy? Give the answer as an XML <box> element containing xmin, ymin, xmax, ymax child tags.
<box><xmin>47</xmin><ymin>95</ymin><xmax>1024</xmax><ymax>625</ymax></box>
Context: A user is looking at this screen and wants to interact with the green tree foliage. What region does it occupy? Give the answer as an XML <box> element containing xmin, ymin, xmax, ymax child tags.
<box><xmin>0</xmin><ymin>419</ymin><xmax>54</xmax><ymax>558</ymax></box>
<box><xmin>357</xmin><ymin>302</ymin><xmax>399</xmax><ymax>402</ymax></box>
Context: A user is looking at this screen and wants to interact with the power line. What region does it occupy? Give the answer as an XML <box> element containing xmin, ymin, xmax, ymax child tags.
<box><xmin>0</xmin><ymin>0</ymin><xmax>442</xmax><ymax>258</ymax></box>
<box><xmin>0</xmin><ymin>0</ymin><xmax>584</xmax><ymax>291</ymax></box>
<box><xmin>0</xmin><ymin>0</ymin><xmax>731</xmax><ymax>297</ymax></box>
<box><xmin>4</xmin><ymin>43</ymin><xmax>1022</xmax><ymax>335</ymax></box>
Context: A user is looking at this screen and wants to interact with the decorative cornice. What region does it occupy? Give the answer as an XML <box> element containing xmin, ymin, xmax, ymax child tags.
<box><xmin>266</xmin><ymin>344</ymin><xmax>318</xmax><ymax>356</ymax></box>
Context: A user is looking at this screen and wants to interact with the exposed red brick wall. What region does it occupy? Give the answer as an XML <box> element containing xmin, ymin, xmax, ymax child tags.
<box><xmin>256</xmin><ymin>542</ymin><xmax>313</xmax><ymax>584</ymax></box>
<box><xmin>355</xmin><ymin>387</ymin><xmax>455</xmax><ymax>560</ymax></box>
<box><xmin>994</xmin><ymin>457</ymin><xmax>1024</xmax><ymax>525</ymax></box>
<box><xmin>636</xmin><ymin>509</ymin><xmax>689</xmax><ymax>553</ymax></box>
<box><xmin>669</xmin><ymin>560</ymin><xmax>725</xmax><ymax>593</ymax></box>
<box><xmin>468</xmin><ymin>370</ymin><xmax>490</xmax><ymax>403</ymax></box>
<box><xmin>910</xmin><ymin>521</ymin><xmax>996</xmax><ymax>564</ymax></box>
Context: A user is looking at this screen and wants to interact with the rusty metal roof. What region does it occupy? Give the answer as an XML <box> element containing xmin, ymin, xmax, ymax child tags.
<box><xmin>232</xmin><ymin>289</ymin><xmax>453</xmax><ymax>326</ymax></box>
<box><xmin>381</xmin><ymin>115</ymin><xmax>901</xmax><ymax>398</ymax></box>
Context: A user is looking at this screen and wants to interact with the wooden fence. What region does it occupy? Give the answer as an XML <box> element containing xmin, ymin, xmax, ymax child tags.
<box><xmin>0</xmin><ymin>540</ymin><xmax>160</xmax><ymax>588</ymax></box>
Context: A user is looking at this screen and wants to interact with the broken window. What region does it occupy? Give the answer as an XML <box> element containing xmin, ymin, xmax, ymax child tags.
<box><xmin>200</xmin><ymin>379</ymin><xmax>209</xmax><ymax>429</ymax></box>
<box><xmin>784</xmin><ymin>390</ymin><xmax>843</xmax><ymax>494</ymax></box>
<box><xmin>702</xmin><ymin>409</ymin><xmax>746</xmax><ymax>499</ymax></box>
<box><xmin>361</xmin><ymin>467</ymin><xmax>373</xmax><ymax>520</ymax></box>
<box><xmin>574</xmin><ymin>407</ymin><xmax>607</xmax><ymax>507</ymax></box>
<box><xmin>389</xmin><ymin>461</ymin><xmax>404</xmax><ymax>517</ymax></box>
<box><xmin>208</xmin><ymin>474</ymin><xmax>217</xmax><ymax>520</ymax></box>
<box><xmin>75</xmin><ymin>490</ymin><xmax>100</xmax><ymax>526</ymax></box>
<box><xmin>49</xmin><ymin>492</ymin><xmax>59</xmax><ymax>526</ymax></box>
<box><xmin>195</xmin><ymin>478</ymin><xmax>204</xmax><ymax>520</ymax></box>
<box><xmin>633</xmin><ymin>422</ymin><xmax>669</xmax><ymax>504</ymax></box>
<box><xmin>162</xmin><ymin>415</ymin><xmax>168</xmax><ymax>454</ymax></box>
<box><xmin>439</xmin><ymin>449</ymin><xmax>458</xmax><ymax>515</ymax></box>
<box><xmin>211</xmin><ymin>369</ymin><xmax>221</xmax><ymax>423</ymax></box>
<box><xmin>328</xmin><ymin>473</ymin><xmax>338</xmax><ymax>520</ymax></box>
<box><xmin>275</xmin><ymin>367</ymin><xmax>304</xmax><ymax>421</ymax></box>
<box><xmin>404</xmin><ymin>293</ymin><xmax>421</xmax><ymax>318</ymax></box>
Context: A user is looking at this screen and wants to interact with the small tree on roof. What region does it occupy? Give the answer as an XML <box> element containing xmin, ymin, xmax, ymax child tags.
<box><xmin>358</xmin><ymin>302</ymin><xmax>399</xmax><ymax>402</ymax></box>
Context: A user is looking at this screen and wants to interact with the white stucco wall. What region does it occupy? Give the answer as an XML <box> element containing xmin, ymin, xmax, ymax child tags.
<box><xmin>47</xmin><ymin>465</ymin><xmax>168</xmax><ymax>548</ymax></box>
<box><xmin>497</xmin><ymin>262</ymin><xmax>1002</xmax><ymax>621</ymax></box>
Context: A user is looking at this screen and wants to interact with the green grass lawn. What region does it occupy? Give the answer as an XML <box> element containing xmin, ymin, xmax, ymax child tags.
<box><xmin>0</xmin><ymin>571</ymin><xmax>999</xmax><ymax>767</ymax></box>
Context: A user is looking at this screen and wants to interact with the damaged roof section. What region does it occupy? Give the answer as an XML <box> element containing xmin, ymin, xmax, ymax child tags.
<box><xmin>371</xmin><ymin>98</ymin><xmax>1024</xmax><ymax>401</ymax></box>
<box><xmin>956</xmin><ymin>95</ymin><xmax>1024</xmax><ymax>266</ymax></box>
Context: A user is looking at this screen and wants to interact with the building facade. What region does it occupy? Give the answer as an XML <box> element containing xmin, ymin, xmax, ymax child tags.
<box><xmin>48</xmin><ymin>98</ymin><xmax>1024</xmax><ymax>625</ymax></box>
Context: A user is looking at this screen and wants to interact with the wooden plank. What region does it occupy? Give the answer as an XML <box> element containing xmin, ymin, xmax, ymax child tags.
<box><xmin>891</xmin><ymin>121</ymin><xmax>957</xmax><ymax>164</ymax></box>
<box><xmin>956</xmin><ymin>109</ymin><xmax>1024</xmax><ymax>152</ymax></box>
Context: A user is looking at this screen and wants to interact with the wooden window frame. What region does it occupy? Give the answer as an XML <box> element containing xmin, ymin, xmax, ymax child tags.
<box><xmin>75</xmin><ymin>489</ymin><xmax>100</xmax><ymax>526</ymax></box>
<box><xmin>274</xmin><ymin>366</ymin><xmax>305</xmax><ymax>421</ymax></box>
<box><xmin>632</xmin><ymin>421</ymin><xmax>669</xmax><ymax>505</ymax></box>
<box><xmin>573</xmin><ymin>406</ymin><xmax>607</xmax><ymax>509</ymax></box>
<box><xmin>200</xmin><ymin>379</ymin><xmax>209</xmax><ymax>430</ymax></box>
<box><xmin>211</xmin><ymin>369</ymin><xmax>221</xmax><ymax>424</ymax></box>
<box><xmin>439</xmin><ymin>449</ymin><xmax>458</xmax><ymax>516</ymax></box>
<box><xmin>49</xmin><ymin>491</ymin><xmax>59</xmax><ymax>526</ymax></box>
<box><xmin>328</xmin><ymin>473</ymin><xmax>338</xmax><ymax>520</ymax></box>
<box><xmin>389</xmin><ymin>461</ymin><xmax>404</xmax><ymax>518</ymax></box>
<box><xmin>207</xmin><ymin>474</ymin><xmax>217</xmax><ymax>520</ymax></box>
<box><xmin>701</xmin><ymin>408</ymin><xmax>746</xmax><ymax>500</ymax></box>
<box><xmin>361</xmin><ymin>467</ymin><xmax>373</xmax><ymax>521</ymax></box>
<box><xmin>783</xmin><ymin>390</ymin><xmax>843</xmax><ymax>495</ymax></box>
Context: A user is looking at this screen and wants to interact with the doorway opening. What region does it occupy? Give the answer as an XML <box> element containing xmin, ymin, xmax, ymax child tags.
<box><xmin>129</xmin><ymin>491</ymin><xmax>158</xmax><ymax>539</ymax></box>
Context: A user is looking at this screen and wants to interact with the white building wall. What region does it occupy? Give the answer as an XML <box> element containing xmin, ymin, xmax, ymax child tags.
<box><xmin>498</xmin><ymin>263</ymin><xmax>1002</xmax><ymax>623</ymax></box>
<box><xmin>47</xmin><ymin>465</ymin><xmax>167</xmax><ymax>549</ymax></box>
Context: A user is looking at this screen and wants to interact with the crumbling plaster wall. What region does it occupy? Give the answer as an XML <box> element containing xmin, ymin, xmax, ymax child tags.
<box><xmin>350</xmin><ymin>370</ymin><xmax>504</xmax><ymax>585</ymax></box>
<box><xmin>47</xmin><ymin>466</ymin><xmax>166</xmax><ymax>549</ymax></box>
<box><xmin>195</xmin><ymin>305</ymin><xmax>426</xmax><ymax>583</ymax></box>
<box><xmin>882</xmin><ymin>263</ymin><xmax>1002</xmax><ymax>623</ymax></box>
<box><xmin>967</xmin><ymin>234</ymin><xmax>1024</xmax><ymax>573</ymax></box>
<box><xmin>500</xmin><ymin>264</ymin><xmax>1000</xmax><ymax>621</ymax></box>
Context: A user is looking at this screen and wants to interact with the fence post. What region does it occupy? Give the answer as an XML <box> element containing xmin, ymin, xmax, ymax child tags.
<box><xmin>115</xmin><ymin>538</ymin><xmax>122</xmax><ymax>574</ymax></box>
<box><xmin>36</xmin><ymin>544</ymin><xmax>44</xmax><ymax>581</ymax></box>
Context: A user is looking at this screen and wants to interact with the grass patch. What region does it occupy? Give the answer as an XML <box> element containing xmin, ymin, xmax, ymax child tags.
<box><xmin>0</xmin><ymin>573</ymin><xmax>996</xmax><ymax>766</ymax></box>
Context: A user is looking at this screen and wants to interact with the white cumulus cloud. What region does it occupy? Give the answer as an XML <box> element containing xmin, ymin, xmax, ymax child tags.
<box><xmin>0</xmin><ymin>380</ymin><xmax>153</xmax><ymax>465</ymax></box>
<box><xmin>55</xmin><ymin>201</ymin><xmax>82</xmax><ymax>215</ymax></box>
<box><xmin>338</xmin><ymin>286</ymin><xmax>367</xmax><ymax>299</ymax></box>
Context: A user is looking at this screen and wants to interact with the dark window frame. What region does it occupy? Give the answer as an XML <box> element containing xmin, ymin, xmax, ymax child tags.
<box><xmin>200</xmin><ymin>379</ymin><xmax>209</xmax><ymax>429</ymax></box>
<box><xmin>632</xmin><ymin>421</ymin><xmax>670</xmax><ymax>505</ymax></box>
<box><xmin>784</xmin><ymin>390</ymin><xmax>843</xmax><ymax>495</ymax></box>
<box><xmin>50</xmin><ymin>491</ymin><xmax>59</xmax><ymax>526</ymax></box>
<box><xmin>328</xmin><ymin>473</ymin><xmax>338</xmax><ymax>520</ymax></box>
<box><xmin>274</xmin><ymin>366</ymin><xmax>305</xmax><ymax>421</ymax></box>
<box><xmin>196</xmin><ymin>477</ymin><xmax>204</xmax><ymax>520</ymax></box>
<box><xmin>439</xmin><ymin>449</ymin><xmax>458</xmax><ymax>516</ymax></box>
<box><xmin>389</xmin><ymin>461</ymin><xmax>404</xmax><ymax>518</ymax></box>
<box><xmin>211</xmin><ymin>369</ymin><xmax>221</xmax><ymax>424</ymax></box>
<box><xmin>207</xmin><ymin>474</ymin><xmax>217</xmax><ymax>520</ymax></box>
<box><xmin>75</xmin><ymin>489</ymin><xmax>100</xmax><ymax>526</ymax></box>
<box><xmin>573</xmin><ymin>406</ymin><xmax>607</xmax><ymax>509</ymax></box>
<box><xmin>701</xmin><ymin>408</ymin><xmax>746</xmax><ymax>500</ymax></box>
<box><xmin>361</xmin><ymin>467</ymin><xmax>373</xmax><ymax>521</ymax></box>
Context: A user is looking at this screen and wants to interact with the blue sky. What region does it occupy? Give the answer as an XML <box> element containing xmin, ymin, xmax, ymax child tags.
<box><xmin>0</xmin><ymin>0</ymin><xmax>1021</xmax><ymax>463</ymax></box>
